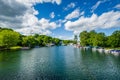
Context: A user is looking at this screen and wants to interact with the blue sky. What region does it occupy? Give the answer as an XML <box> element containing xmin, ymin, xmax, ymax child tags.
<box><xmin>0</xmin><ymin>0</ymin><xmax>120</xmax><ymax>40</ymax></box>
<box><xmin>34</xmin><ymin>0</ymin><xmax>120</xmax><ymax>38</ymax></box>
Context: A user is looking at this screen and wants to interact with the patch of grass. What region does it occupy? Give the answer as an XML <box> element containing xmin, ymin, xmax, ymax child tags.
<box><xmin>10</xmin><ymin>46</ymin><xmax>22</xmax><ymax>50</ymax></box>
<box><xmin>105</xmin><ymin>47</ymin><xmax>120</xmax><ymax>50</ymax></box>
<box><xmin>114</xmin><ymin>47</ymin><xmax>120</xmax><ymax>50</ymax></box>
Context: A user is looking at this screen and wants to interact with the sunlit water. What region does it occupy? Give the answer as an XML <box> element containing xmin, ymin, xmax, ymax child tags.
<box><xmin>0</xmin><ymin>46</ymin><xmax>120</xmax><ymax>80</ymax></box>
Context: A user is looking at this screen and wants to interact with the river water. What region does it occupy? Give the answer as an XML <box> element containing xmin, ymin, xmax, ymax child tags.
<box><xmin>0</xmin><ymin>46</ymin><xmax>120</xmax><ymax>80</ymax></box>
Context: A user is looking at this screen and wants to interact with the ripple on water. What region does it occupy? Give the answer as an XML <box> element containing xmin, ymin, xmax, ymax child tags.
<box><xmin>0</xmin><ymin>46</ymin><xmax>120</xmax><ymax>80</ymax></box>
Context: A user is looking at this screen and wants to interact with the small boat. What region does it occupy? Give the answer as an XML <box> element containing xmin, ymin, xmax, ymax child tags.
<box><xmin>110</xmin><ymin>50</ymin><xmax>120</xmax><ymax>56</ymax></box>
<box><xmin>21</xmin><ymin>47</ymin><xmax>30</xmax><ymax>50</ymax></box>
<box><xmin>83</xmin><ymin>46</ymin><xmax>90</xmax><ymax>50</ymax></box>
<box><xmin>92</xmin><ymin>48</ymin><xmax>97</xmax><ymax>51</ymax></box>
<box><xmin>92</xmin><ymin>46</ymin><xmax>100</xmax><ymax>51</ymax></box>
<box><xmin>46</xmin><ymin>43</ymin><xmax>55</xmax><ymax>47</ymax></box>
<box><xmin>97</xmin><ymin>48</ymin><xmax>104</xmax><ymax>53</ymax></box>
<box><xmin>104</xmin><ymin>49</ymin><xmax>111</xmax><ymax>54</ymax></box>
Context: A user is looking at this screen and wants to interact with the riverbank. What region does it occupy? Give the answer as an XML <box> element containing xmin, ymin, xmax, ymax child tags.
<box><xmin>78</xmin><ymin>46</ymin><xmax>120</xmax><ymax>56</ymax></box>
<box><xmin>0</xmin><ymin>45</ymin><xmax>58</xmax><ymax>51</ymax></box>
<box><xmin>10</xmin><ymin>46</ymin><xmax>22</xmax><ymax>50</ymax></box>
<box><xmin>0</xmin><ymin>46</ymin><xmax>30</xmax><ymax>51</ymax></box>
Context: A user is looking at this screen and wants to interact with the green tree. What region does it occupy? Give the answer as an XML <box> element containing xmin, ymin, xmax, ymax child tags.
<box><xmin>0</xmin><ymin>30</ymin><xmax>20</xmax><ymax>48</ymax></box>
<box><xmin>88</xmin><ymin>30</ymin><xmax>97</xmax><ymax>46</ymax></box>
<box><xmin>53</xmin><ymin>38</ymin><xmax>60</xmax><ymax>45</ymax></box>
<box><xmin>22</xmin><ymin>36</ymin><xmax>38</xmax><ymax>47</ymax></box>
<box><xmin>107</xmin><ymin>30</ymin><xmax>120</xmax><ymax>48</ymax></box>
<box><xmin>79</xmin><ymin>31</ymin><xmax>89</xmax><ymax>46</ymax></box>
<box><xmin>92</xmin><ymin>32</ymin><xmax>106</xmax><ymax>47</ymax></box>
<box><xmin>34</xmin><ymin>34</ymin><xmax>39</xmax><ymax>38</ymax></box>
<box><xmin>37</xmin><ymin>35</ymin><xmax>45</xmax><ymax>46</ymax></box>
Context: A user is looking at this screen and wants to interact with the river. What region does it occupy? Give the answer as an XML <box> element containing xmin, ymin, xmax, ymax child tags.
<box><xmin>0</xmin><ymin>46</ymin><xmax>120</xmax><ymax>80</ymax></box>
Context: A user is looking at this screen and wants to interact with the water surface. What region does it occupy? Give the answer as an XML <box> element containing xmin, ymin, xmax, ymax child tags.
<box><xmin>0</xmin><ymin>46</ymin><xmax>120</xmax><ymax>80</ymax></box>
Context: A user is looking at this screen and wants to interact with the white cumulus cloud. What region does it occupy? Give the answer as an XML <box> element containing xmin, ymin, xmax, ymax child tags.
<box><xmin>0</xmin><ymin>0</ymin><xmax>61</xmax><ymax>35</ymax></box>
<box><xmin>65</xmin><ymin>11</ymin><xmax>120</xmax><ymax>34</ymax></box>
<box><xmin>114</xmin><ymin>4</ymin><xmax>120</xmax><ymax>9</ymax></box>
<box><xmin>16</xmin><ymin>17</ymin><xmax>57</xmax><ymax>35</ymax></box>
<box><xmin>91</xmin><ymin>0</ymin><xmax>107</xmax><ymax>13</ymax></box>
<box><xmin>64</xmin><ymin>2</ymin><xmax>76</xmax><ymax>11</ymax></box>
<box><xmin>65</xmin><ymin>8</ymin><xmax>81</xmax><ymax>20</ymax></box>
<box><xmin>16</xmin><ymin>0</ymin><xmax>62</xmax><ymax>5</ymax></box>
<box><xmin>50</xmin><ymin>12</ymin><xmax>55</xmax><ymax>18</ymax></box>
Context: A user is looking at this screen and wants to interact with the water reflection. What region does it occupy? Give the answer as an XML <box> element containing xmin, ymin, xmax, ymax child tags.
<box><xmin>0</xmin><ymin>50</ymin><xmax>22</xmax><ymax>80</ymax></box>
<box><xmin>0</xmin><ymin>46</ymin><xmax>120</xmax><ymax>80</ymax></box>
<box><xmin>80</xmin><ymin>49</ymin><xmax>120</xmax><ymax>80</ymax></box>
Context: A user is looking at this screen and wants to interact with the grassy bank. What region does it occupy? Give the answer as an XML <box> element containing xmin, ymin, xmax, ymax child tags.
<box><xmin>10</xmin><ymin>46</ymin><xmax>22</xmax><ymax>50</ymax></box>
<box><xmin>105</xmin><ymin>47</ymin><xmax>120</xmax><ymax>50</ymax></box>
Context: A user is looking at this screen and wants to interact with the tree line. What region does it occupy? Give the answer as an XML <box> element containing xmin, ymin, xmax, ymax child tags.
<box><xmin>0</xmin><ymin>28</ymin><xmax>73</xmax><ymax>49</ymax></box>
<box><xmin>79</xmin><ymin>30</ymin><xmax>120</xmax><ymax>48</ymax></box>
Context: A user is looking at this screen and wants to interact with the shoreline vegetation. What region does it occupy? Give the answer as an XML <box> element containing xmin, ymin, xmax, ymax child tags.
<box><xmin>79</xmin><ymin>30</ymin><xmax>120</xmax><ymax>48</ymax></box>
<box><xmin>0</xmin><ymin>27</ymin><xmax>75</xmax><ymax>51</ymax></box>
<box><xmin>0</xmin><ymin>27</ymin><xmax>120</xmax><ymax>54</ymax></box>
<box><xmin>75</xmin><ymin>30</ymin><xmax>120</xmax><ymax>56</ymax></box>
